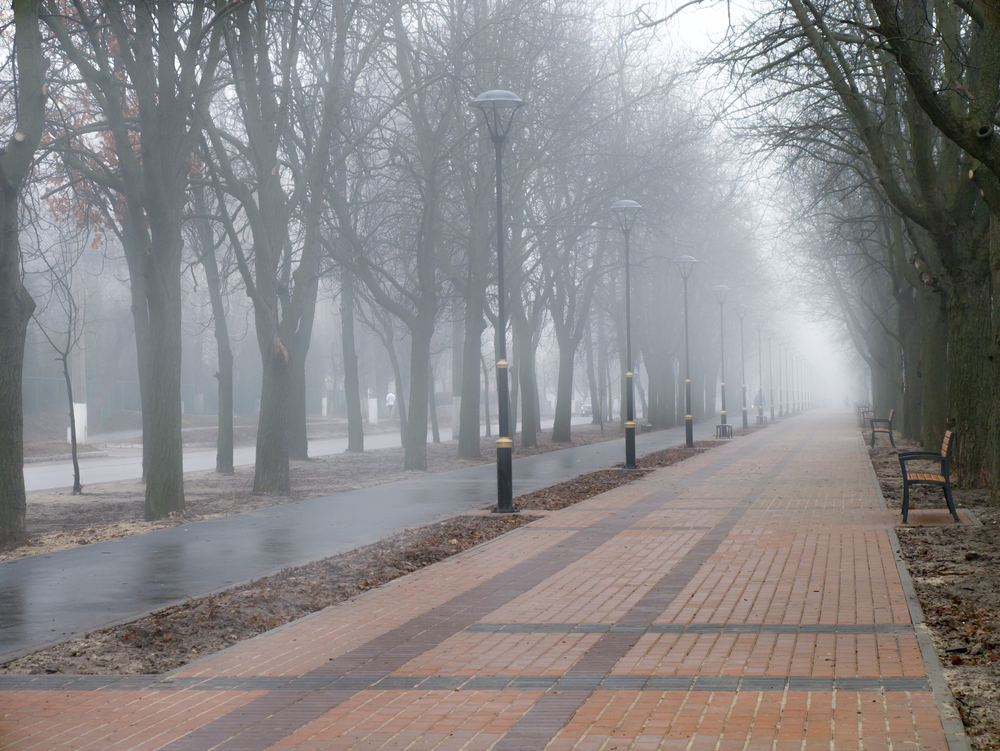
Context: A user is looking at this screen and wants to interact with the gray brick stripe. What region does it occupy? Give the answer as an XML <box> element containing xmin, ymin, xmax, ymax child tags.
<box><xmin>0</xmin><ymin>673</ymin><xmax>930</xmax><ymax>693</ymax></box>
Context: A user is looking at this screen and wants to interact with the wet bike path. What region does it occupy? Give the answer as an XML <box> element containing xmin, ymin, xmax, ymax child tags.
<box><xmin>1</xmin><ymin>423</ymin><xmax>714</xmax><ymax>663</ymax></box>
<box><xmin>0</xmin><ymin>413</ymin><xmax>968</xmax><ymax>749</ymax></box>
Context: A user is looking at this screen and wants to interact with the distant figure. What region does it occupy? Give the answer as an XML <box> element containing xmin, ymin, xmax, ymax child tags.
<box><xmin>386</xmin><ymin>391</ymin><xmax>396</xmax><ymax>419</ymax></box>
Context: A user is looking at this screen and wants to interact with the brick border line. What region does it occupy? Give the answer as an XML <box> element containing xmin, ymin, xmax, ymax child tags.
<box><xmin>492</xmin><ymin>424</ymin><xmax>812</xmax><ymax>750</ymax></box>
<box><xmin>863</xmin><ymin>437</ymin><xmax>971</xmax><ymax>751</ymax></box>
<box><xmin>0</xmin><ymin>674</ymin><xmax>931</xmax><ymax>693</ymax></box>
<box><xmin>157</xmin><ymin>430</ymin><xmax>770</xmax><ymax>750</ymax></box>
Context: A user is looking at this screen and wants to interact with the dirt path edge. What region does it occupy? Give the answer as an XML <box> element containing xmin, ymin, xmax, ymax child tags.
<box><xmin>863</xmin><ymin>434</ymin><xmax>972</xmax><ymax>751</ymax></box>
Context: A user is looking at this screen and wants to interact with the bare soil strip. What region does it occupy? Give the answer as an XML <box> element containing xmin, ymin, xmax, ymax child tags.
<box><xmin>869</xmin><ymin>432</ymin><xmax>1000</xmax><ymax>750</ymax></box>
<box><xmin>0</xmin><ymin>441</ymin><xmax>714</xmax><ymax>676</ymax></box>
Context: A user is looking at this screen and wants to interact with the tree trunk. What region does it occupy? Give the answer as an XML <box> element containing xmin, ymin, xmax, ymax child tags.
<box><xmin>946</xmin><ymin>283</ymin><xmax>994</xmax><ymax>487</ymax></box>
<box><xmin>457</xmin><ymin>294</ymin><xmax>485</xmax><ymax>458</ymax></box>
<box><xmin>482</xmin><ymin>354</ymin><xmax>491</xmax><ymax>438</ymax></box>
<box><xmin>61</xmin><ymin>355</ymin><xmax>83</xmax><ymax>494</ymax></box>
<box><xmin>253</xmin><ymin>340</ymin><xmax>291</xmax><ymax>493</ymax></box>
<box><xmin>0</xmin><ymin>187</ymin><xmax>34</xmax><ymax>537</ymax></box>
<box><xmin>385</xmin><ymin>330</ymin><xmax>408</xmax><ymax>448</ymax></box>
<box><xmin>517</xmin><ymin>332</ymin><xmax>539</xmax><ymax>447</ymax></box>
<box><xmin>585</xmin><ymin>325</ymin><xmax>602</xmax><ymax>427</ymax></box>
<box><xmin>919</xmin><ymin>288</ymin><xmax>948</xmax><ymax>450</ymax></box>
<box><xmin>341</xmin><ymin>271</ymin><xmax>364</xmax><ymax>452</ymax></box>
<box><xmin>429</xmin><ymin>364</ymin><xmax>441</xmax><ymax>444</ymax></box>
<box><xmin>899</xmin><ymin>289</ymin><xmax>922</xmax><ymax>442</ymax></box>
<box><xmin>288</xmin><ymin>275</ymin><xmax>319</xmax><ymax>460</ymax></box>
<box><xmin>142</xmin><ymin>231</ymin><xmax>185</xmax><ymax>519</ymax></box>
<box><xmin>197</xmin><ymin>202</ymin><xmax>234</xmax><ymax>474</ymax></box>
<box><xmin>551</xmin><ymin>341</ymin><xmax>575</xmax><ymax>442</ymax></box>
<box><xmin>404</xmin><ymin>312</ymin><xmax>435</xmax><ymax>470</ymax></box>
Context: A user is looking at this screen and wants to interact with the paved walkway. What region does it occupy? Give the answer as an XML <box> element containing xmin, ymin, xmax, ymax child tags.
<box><xmin>0</xmin><ymin>412</ymin><xmax>968</xmax><ymax>750</ymax></box>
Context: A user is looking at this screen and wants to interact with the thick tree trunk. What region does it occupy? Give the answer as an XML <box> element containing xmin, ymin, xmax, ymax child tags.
<box><xmin>920</xmin><ymin>288</ymin><xmax>949</xmax><ymax>450</ymax></box>
<box><xmin>457</xmin><ymin>295</ymin><xmax>485</xmax><ymax>458</ymax></box>
<box><xmin>253</xmin><ymin>342</ymin><xmax>291</xmax><ymax>493</ymax></box>
<box><xmin>142</xmin><ymin>232</ymin><xmax>185</xmax><ymax>519</ymax></box>
<box><xmin>0</xmin><ymin>196</ymin><xmax>34</xmax><ymax>538</ymax></box>
<box><xmin>341</xmin><ymin>272</ymin><xmax>364</xmax><ymax>452</ymax></box>
<box><xmin>551</xmin><ymin>341</ymin><xmax>575</xmax><ymax>442</ymax></box>
<box><xmin>288</xmin><ymin>276</ymin><xmax>319</xmax><ymax>460</ymax></box>
<box><xmin>947</xmin><ymin>283</ymin><xmax>994</xmax><ymax>487</ymax></box>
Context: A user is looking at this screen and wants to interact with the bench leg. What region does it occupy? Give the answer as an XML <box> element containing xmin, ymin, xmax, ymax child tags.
<box><xmin>902</xmin><ymin>481</ymin><xmax>910</xmax><ymax>524</ymax></box>
<box><xmin>944</xmin><ymin>483</ymin><xmax>959</xmax><ymax>523</ymax></box>
<box><xmin>871</xmin><ymin>430</ymin><xmax>876</xmax><ymax>448</ymax></box>
<box><xmin>889</xmin><ymin>430</ymin><xmax>895</xmax><ymax>448</ymax></box>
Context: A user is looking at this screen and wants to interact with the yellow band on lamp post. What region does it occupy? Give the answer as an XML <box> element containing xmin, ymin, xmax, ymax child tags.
<box><xmin>496</xmin><ymin>437</ymin><xmax>513</xmax><ymax>448</ymax></box>
<box><xmin>625</xmin><ymin>421</ymin><xmax>635</xmax><ymax>429</ymax></box>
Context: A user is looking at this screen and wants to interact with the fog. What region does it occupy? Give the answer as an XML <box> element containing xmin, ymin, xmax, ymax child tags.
<box><xmin>7</xmin><ymin>0</ymin><xmax>972</xmax><ymax>535</ymax></box>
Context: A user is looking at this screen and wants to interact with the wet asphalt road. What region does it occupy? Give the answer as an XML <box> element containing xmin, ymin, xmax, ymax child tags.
<box><xmin>1</xmin><ymin>422</ymin><xmax>714</xmax><ymax>662</ymax></box>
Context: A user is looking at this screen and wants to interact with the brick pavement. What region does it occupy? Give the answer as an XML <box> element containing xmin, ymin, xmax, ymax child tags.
<box><xmin>0</xmin><ymin>412</ymin><xmax>968</xmax><ymax>750</ymax></box>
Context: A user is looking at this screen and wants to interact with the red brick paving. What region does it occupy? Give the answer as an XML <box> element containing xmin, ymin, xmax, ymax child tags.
<box><xmin>0</xmin><ymin>412</ymin><xmax>964</xmax><ymax>749</ymax></box>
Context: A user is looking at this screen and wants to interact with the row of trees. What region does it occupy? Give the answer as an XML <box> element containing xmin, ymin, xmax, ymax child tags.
<box><xmin>1</xmin><ymin>0</ymin><xmax>775</xmax><ymax>545</ymax></box>
<box><xmin>715</xmin><ymin>0</ymin><xmax>1000</xmax><ymax>494</ymax></box>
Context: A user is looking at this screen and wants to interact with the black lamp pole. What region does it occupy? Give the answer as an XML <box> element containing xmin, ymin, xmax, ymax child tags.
<box><xmin>675</xmin><ymin>255</ymin><xmax>697</xmax><ymax>447</ymax></box>
<box><xmin>713</xmin><ymin>285</ymin><xmax>730</xmax><ymax>432</ymax></box>
<box><xmin>612</xmin><ymin>200</ymin><xmax>642</xmax><ymax>469</ymax></box>
<box><xmin>471</xmin><ymin>90</ymin><xmax>523</xmax><ymax>513</ymax></box>
<box><xmin>777</xmin><ymin>340</ymin><xmax>783</xmax><ymax>418</ymax></box>
<box><xmin>736</xmin><ymin>304</ymin><xmax>748</xmax><ymax>430</ymax></box>
<box><xmin>754</xmin><ymin>320</ymin><xmax>765</xmax><ymax>423</ymax></box>
<box><xmin>766</xmin><ymin>329</ymin><xmax>775</xmax><ymax>422</ymax></box>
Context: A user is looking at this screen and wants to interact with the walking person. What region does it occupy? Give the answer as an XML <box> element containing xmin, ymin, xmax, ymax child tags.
<box><xmin>386</xmin><ymin>391</ymin><xmax>396</xmax><ymax>421</ymax></box>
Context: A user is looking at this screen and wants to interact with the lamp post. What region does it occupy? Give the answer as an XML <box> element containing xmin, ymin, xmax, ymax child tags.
<box><xmin>471</xmin><ymin>89</ymin><xmax>524</xmax><ymax>513</ymax></box>
<box><xmin>713</xmin><ymin>285</ymin><xmax>730</xmax><ymax>433</ymax></box>
<box><xmin>675</xmin><ymin>255</ymin><xmax>697</xmax><ymax>447</ymax></box>
<box><xmin>754</xmin><ymin>319</ymin><xmax>765</xmax><ymax>423</ymax></box>
<box><xmin>791</xmin><ymin>351</ymin><xmax>797</xmax><ymax>414</ymax></box>
<box><xmin>766</xmin><ymin>329</ymin><xmax>775</xmax><ymax>422</ymax></box>
<box><xmin>611</xmin><ymin>200</ymin><xmax>641</xmax><ymax>469</ymax></box>
<box><xmin>777</xmin><ymin>340</ymin><xmax>783</xmax><ymax>418</ymax></box>
<box><xmin>736</xmin><ymin>304</ymin><xmax>748</xmax><ymax>430</ymax></box>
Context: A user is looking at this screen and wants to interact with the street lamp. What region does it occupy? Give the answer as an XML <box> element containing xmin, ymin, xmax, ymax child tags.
<box><xmin>736</xmin><ymin>304</ymin><xmax>749</xmax><ymax>430</ymax></box>
<box><xmin>713</xmin><ymin>285</ymin><xmax>730</xmax><ymax>436</ymax></box>
<box><xmin>790</xmin><ymin>350</ymin><xmax>797</xmax><ymax>414</ymax></box>
<box><xmin>766</xmin><ymin>329</ymin><xmax>775</xmax><ymax>422</ymax></box>
<box><xmin>777</xmin><ymin>339</ymin><xmax>783</xmax><ymax>418</ymax></box>
<box><xmin>675</xmin><ymin>255</ymin><xmax>697</xmax><ymax>447</ymax></box>
<box><xmin>471</xmin><ymin>89</ymin><xmax>524</xmax><ymax>513</ymax></box>
<box><xmin>754</xmin><ymin>319</ymin><xmax>765</xmax><ymax>423</ymax></box>
<box><xmin>611</xmin><ymin>200</ymin><xmax>641</xmax><ymax>469</ymax></box>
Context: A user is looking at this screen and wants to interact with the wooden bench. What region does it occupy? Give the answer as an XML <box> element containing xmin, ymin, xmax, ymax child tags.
<box><xmin>898</xmin><ymin>430</ymin><xmax>958</xmax><ymax>523</ymax></box>
<box><xmin>870</xmin><ymin>409</ymin><xmax>895</xmax><ymax>448</ymax></box>
<box><xmin>756</xmin><ymin>414</ymin><xmax>768</xmax><ymax>425</ymax></box>
<box><xmin>716</xmin><ymin>423</ymin><xmax>733</xmax><ymax>438</ymax></box>
<box><xmin>859</xmin><ymin>408</ymin><xmax>874</xmax><ymax>429</ymax></box>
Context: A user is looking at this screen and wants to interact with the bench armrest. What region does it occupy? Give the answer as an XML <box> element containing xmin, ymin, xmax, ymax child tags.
<box><xmin>898</xmin><ymin>452</ymin><xmax>944</xmax><ymax>463</ymax></box>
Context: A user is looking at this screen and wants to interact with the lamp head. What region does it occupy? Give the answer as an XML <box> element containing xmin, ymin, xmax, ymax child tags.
<box><xmin>735</xmin><ymin>304</ymin><xmax>748</xmax><ymax>320</ymax></box>
<box><xmin>754</xmin><ymin>319</ymin><xmax>765</xmax><ymax>332</ymax></box>
<box><xmin>712</xmin><ymin>284</ymin><xmax>730</xmax><ymax>305</ymax></box>
<box><xmin>674</xmin><ymin>255</ymin><xmax>697</xmax><ymax>280</ymax></box>
<box><xmin>765</xmin><ymin>328</ymin><xmax>773</xmax><ymax>339</ymax></box>
<box><xmin>470</xmin><ymin>90</ymin><xmax>524</xmax><ymax>142</ymax></box>
<box><xmin>610</xmin><ymin>200</ymin><xmax>642</xmax><ymax>233</ymax></box>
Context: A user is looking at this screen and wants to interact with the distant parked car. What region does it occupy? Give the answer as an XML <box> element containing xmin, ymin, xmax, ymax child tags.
<box><xmin>580</xmin><ymin>398</ymin><xmax>592</xmax><ymax>417</ymax></box>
